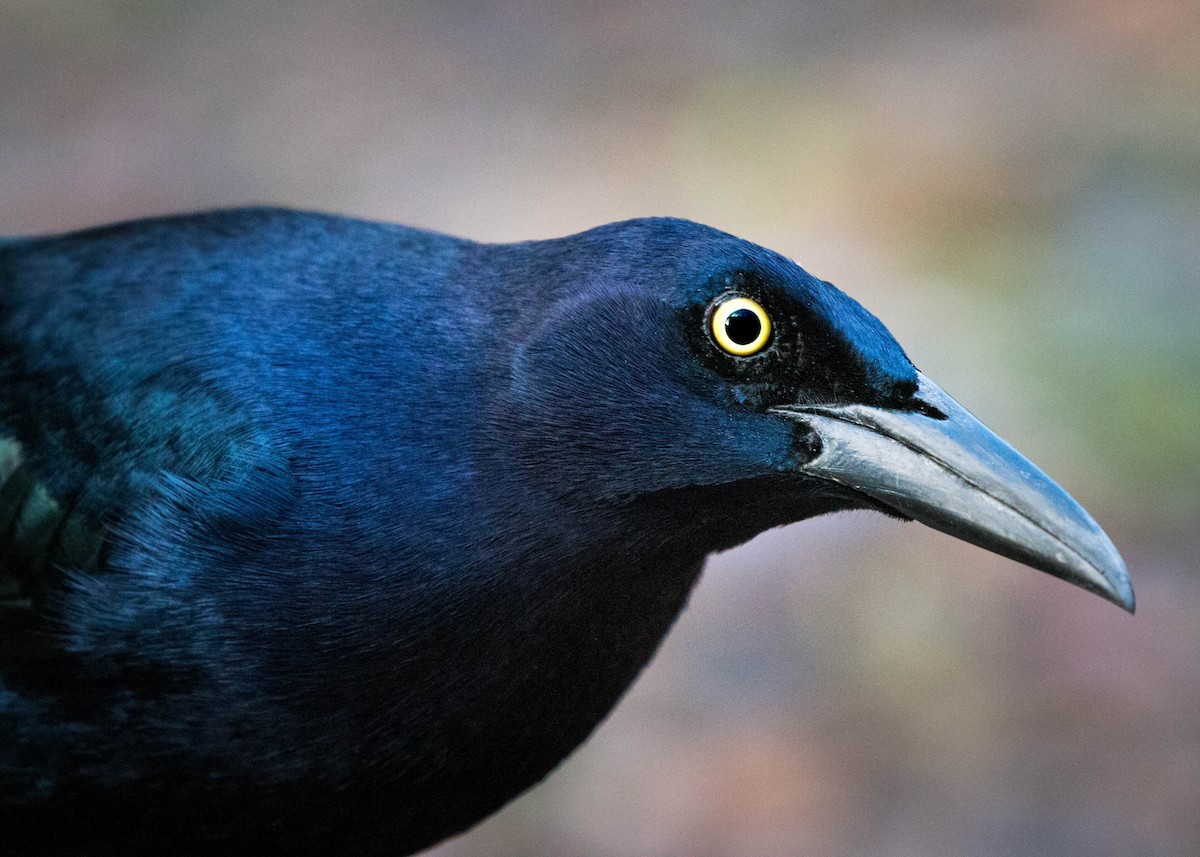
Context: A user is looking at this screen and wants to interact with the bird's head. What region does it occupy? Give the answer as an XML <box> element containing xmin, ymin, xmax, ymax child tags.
<box><xmin>492</xmin><ymin>218</ymin><xmax>1133</xmax><ymax>611</ymax></box>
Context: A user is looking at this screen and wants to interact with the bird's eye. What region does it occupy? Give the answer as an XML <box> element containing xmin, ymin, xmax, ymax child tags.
<box><xmin>709</xmin><ymin>296</ymin><xmax>772</xmax><ymax>356</ymax></box>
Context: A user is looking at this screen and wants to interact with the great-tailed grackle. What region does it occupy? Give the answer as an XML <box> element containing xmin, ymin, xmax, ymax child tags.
<box><xmin>0</xmin><ymin>209</ymin><xmax>1133</xmax><ymax>855</ymax></box>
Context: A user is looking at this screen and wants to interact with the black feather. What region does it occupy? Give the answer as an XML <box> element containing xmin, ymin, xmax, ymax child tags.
<box><xmin>0</xmin><ymin>209</ymin><xmax>924</xmax><ymax>854</ymax></box>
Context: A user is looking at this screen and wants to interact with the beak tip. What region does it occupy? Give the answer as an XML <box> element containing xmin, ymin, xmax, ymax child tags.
<box><xmin>1091</xmin><ymin>556</ymin><xmax>1135</xmax><ymax>614</ymax></box>
<box><xmin>1111</xmin><ymin>579</ymin><xmax>1137</xmax><ymax>615</ymax></box>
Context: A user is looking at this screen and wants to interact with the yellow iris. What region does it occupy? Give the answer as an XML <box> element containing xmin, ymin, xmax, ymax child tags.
<box><xmin>710</xmin><ymin>296</ymin><xmax>771</xmax><ymax>356</ymax></box>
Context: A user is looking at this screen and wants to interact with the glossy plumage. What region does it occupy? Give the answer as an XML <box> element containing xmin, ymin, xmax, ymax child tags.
<box><xmin>0</xmin><ymin>209</ymin><xmax>1131</xmax><ymax>855</ymax></box>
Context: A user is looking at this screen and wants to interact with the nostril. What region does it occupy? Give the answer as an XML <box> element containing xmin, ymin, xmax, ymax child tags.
<box><xmin>913</xmin><ymin>400</ymin><xmax>947</xmax><ymax>420</ymax></box>
<box><xmin>885</xmin><ymin>380</ymin><xmax>945</xmax><ymax>420</ymax></box>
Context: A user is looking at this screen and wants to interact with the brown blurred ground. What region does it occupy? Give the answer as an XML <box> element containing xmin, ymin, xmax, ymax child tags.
<box><xmin>3</xmin><ymin>1</ymin><xmax>1198</xmax><ymax>854</ymax></box>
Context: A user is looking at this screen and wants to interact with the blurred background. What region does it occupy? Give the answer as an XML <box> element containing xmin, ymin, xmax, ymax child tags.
<box><xmin>2</xmin><ymin>1</ymin><xmax>1197</xmax><ymax>853</ymax></box>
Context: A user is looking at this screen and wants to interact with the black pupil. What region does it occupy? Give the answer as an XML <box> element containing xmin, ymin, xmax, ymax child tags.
<box><xmin>724</xmin><ymin>308</ymin><xmax>762</xmax><ymax>345</ymax></box>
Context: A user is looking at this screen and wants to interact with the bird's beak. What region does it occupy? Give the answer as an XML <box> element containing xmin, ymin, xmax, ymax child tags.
<box><xmin>771</xmin><ymin>372</ymin><xmax>1134</xmax><ymax>612</ymax></box>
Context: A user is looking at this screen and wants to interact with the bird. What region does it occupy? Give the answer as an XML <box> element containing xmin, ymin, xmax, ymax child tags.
<box><xmin>0</xmin><ymin>208</ymin><xmax>1133</xmax><ymax>855</ymax></box>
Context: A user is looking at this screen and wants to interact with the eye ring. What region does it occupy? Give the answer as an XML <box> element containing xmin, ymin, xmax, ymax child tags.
<box><xmin>710</xmin><ymin>296</ymin><xmax>772</xmax><ymax>356</ymax></box>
